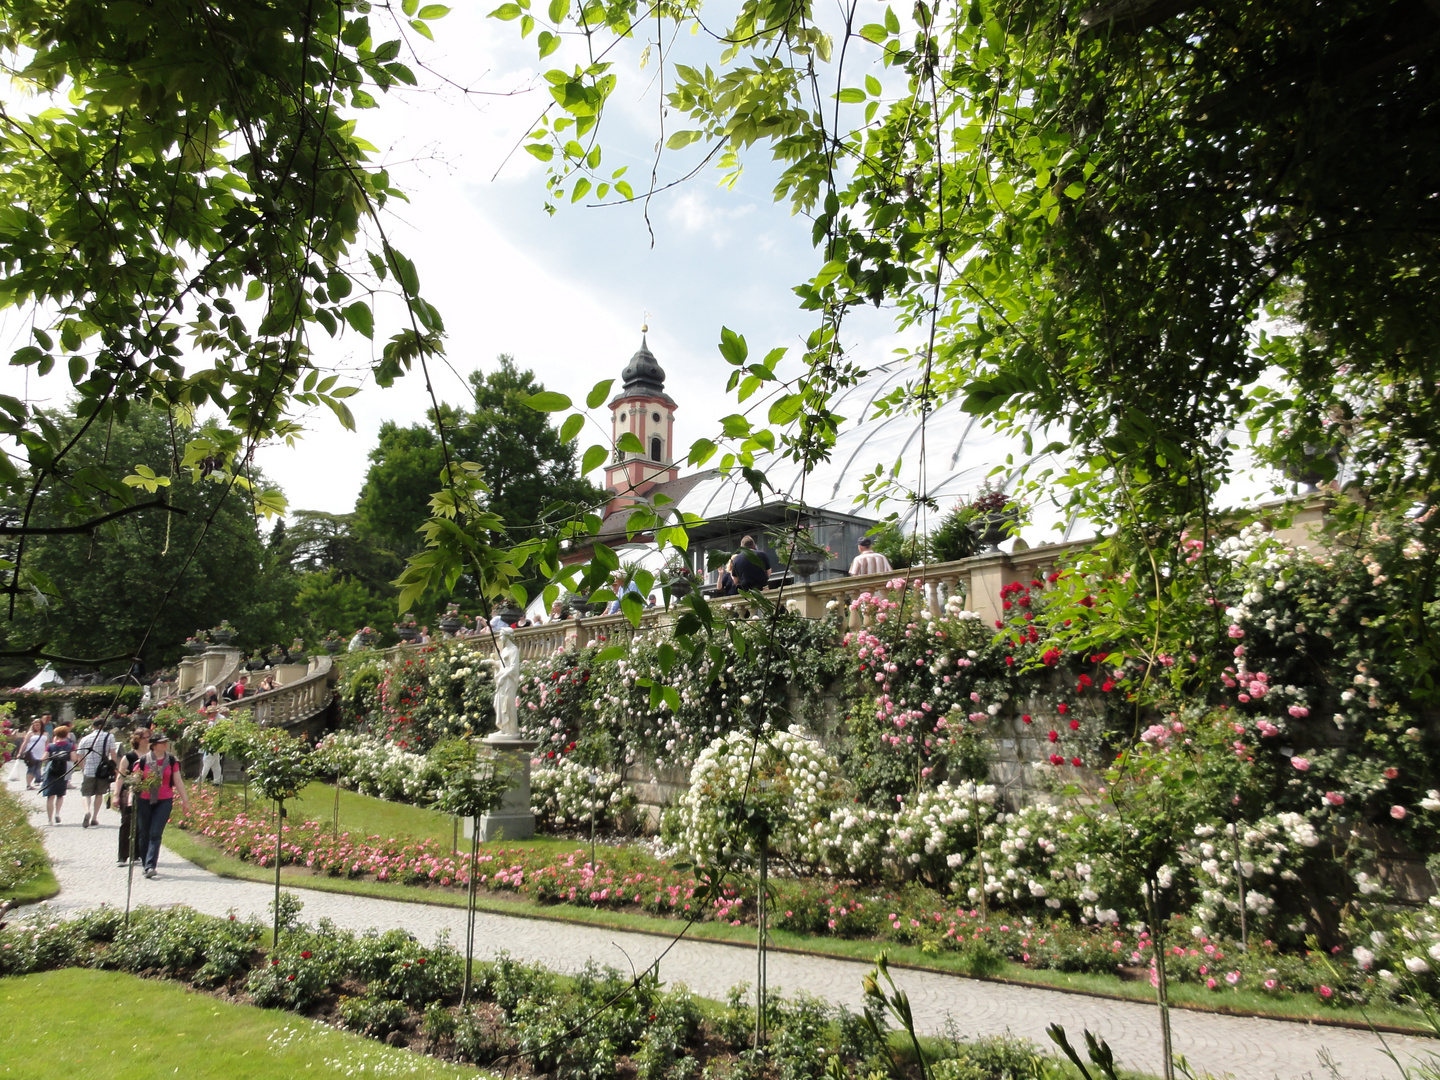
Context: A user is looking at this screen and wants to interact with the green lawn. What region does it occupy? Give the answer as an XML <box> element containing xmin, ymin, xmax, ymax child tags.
<box><xmin>216</xmin><ymin>780</ymin><xmax>582</xmax><ymax>856</ymax></box>
<box><xmin>0</xmin><ymin>787</ymin><xmax>58</xmax><ymax>907</ymax></box>
<box><xmin>0</xmin><ymin>968</ymin><xmax>485</xmax><ymax>1080</ymax></box>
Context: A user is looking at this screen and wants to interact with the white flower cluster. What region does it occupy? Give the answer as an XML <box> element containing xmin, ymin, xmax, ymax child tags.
<box><xmin>313</xmin><ymin>731</ymin><xmax>441</xmax><ymax>803</ymax></box>
<box><xmin>812</xmin><ymin>781</ymin><xmax>1001</xmax><ymax>883</ymax></box>
<box><xmin>530</xmin><ymin>757</ymin><xmax>635</xmax><ymax>831</ymax></box>
<box><xmin>887</xmin><ymin>782</ymin><xmax>999</xmax><ymax>879</ymax></box>
<box><xmin>978</xmin><ymin>803</ymin><xmax>1085</xmax><ymax>911</ymax></box>
<box><xmin>1180</xmin><ymin>816</ymin><xmax>1317</xmax><ymax>934</ymax></box>
<box><xmin>670</xmin><ymin>725</ymin><xmax>846</xmax><ymax>869</ymax></box>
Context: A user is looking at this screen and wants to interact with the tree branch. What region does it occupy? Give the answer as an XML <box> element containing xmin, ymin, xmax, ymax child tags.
<box><xmin>0</xmin><ymin>643</ymin><xmax>137</xmax><ymax>667</ymax></box>
<box><xmin>0</xmin><ymin>499</ymin><xmax>187</xmax><ymax>537</ymax></box>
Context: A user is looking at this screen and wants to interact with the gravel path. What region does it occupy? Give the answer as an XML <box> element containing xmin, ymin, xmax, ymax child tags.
<box><xmin>10</xmin><ymin>777</ymin><xmax>1437</xmax><ymax>1080</ymax></box>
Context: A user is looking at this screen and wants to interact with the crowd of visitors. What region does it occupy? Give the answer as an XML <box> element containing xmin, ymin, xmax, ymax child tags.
<box><xmin>5</xmin><ymin>699</ymin><xmax>196</xmax><ymax>879</ymax></box>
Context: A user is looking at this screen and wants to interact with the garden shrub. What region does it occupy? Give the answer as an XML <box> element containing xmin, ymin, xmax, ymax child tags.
<box><xmin>474</xmin><ymin>951</ymin><xmax>559</xmax><ymax>1013</ymax></box>
<box><xmin>339</xmin><ymin>991</ymin><xmax>410</xmax><ymax>1038</ymax></box>
<box><xmin>669</xmin><ymin>726</ymin><xmax>848</xmax><ymax>872</ymax></box>
<box><xmin>531</xmin><ymin>757</ymin><xmax>635</xmax><ymax>831</ymax></box>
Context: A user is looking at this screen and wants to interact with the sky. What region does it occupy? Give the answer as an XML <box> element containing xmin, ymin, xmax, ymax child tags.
<box><xmin>0</xmin><ymin>6</ymin><xmax>915</xmax><ymax>518</ymax></box>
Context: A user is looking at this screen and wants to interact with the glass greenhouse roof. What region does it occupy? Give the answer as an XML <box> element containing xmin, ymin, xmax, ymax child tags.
<box><xmin>664</xmin><ymin>362</ymin><xmax>1296</xmax><ymax>549</ymax></box>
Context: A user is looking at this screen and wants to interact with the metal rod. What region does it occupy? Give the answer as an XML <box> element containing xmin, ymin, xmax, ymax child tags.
<box><xmin>273</xmin><ymin>798</ymin><xmax>283</xmax><ymax>948</ymax></box>
<box><xmin>755</xmin><ymin>834</ymin><xmax>768</xmax><ymax>1051</ymax></box>
<box><xmin>463</xmin><ymin>818</ymin><xmax>480</xmax><ymax>1006</ymax></box>
<box><xmin>1146</xmin><ymin>877</ymin><xmax>1176</xmax><ymax>1080</ymax></box>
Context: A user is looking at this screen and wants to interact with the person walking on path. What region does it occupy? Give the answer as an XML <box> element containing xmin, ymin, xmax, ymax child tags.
<box><xmin>112</xmin><ymin>727</ymin><xmax>150</xmax><ymax>866</ymax></box>
<box><xmin>40</xmin><ymin>724</ymin><xmax>77</xmax><ymax>824</ymax></box>
<box><xmin>16</xmin><ymin>719</ymin><xmax>47</xmax><ymax>790</ymax></box>
<box><xmin>75</xmin><ymin>718</ymin><xmax>118</xmax><ymax>829</ymax></box>
<box><xmin>132</xmin><ymin>731</ymin><xmax>190</xmax><ymax>879</ymax></box>
<box><xmin>196</xmin><ymin>711</ymin><xmax>224</xmax><ymax>785</ymax></box>
<box><xmin>848</xmin><ymin>535</ymin><xmax>893</xmax><ymax>577</ymax></box>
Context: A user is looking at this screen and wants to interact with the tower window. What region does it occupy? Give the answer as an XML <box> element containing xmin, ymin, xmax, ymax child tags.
<box><xmin>619</xmin><ymin>412</ymin><xmax>627</xmax><ymax>421</ymax></box>
<box><xmin>650</xmin><ymin>437</ymin><xmax>663</xmax><ymax>462</ymax></box>
<box><xmin>652</xmin><ymin>412</ymin><xmax>661</xmax><ymax>423</ymax></box>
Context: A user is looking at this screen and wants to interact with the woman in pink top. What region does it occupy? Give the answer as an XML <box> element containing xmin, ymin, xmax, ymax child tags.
<box><xmin>133</xmin><ymin>731</ymin><xmax>190</xmax><ymax>879</ymax></box>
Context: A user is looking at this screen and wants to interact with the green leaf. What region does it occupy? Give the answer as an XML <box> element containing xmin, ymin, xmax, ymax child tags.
<box><xmin>547</xmin><ymin>0</ymin><xmax>569</xmax><ymax>21</ymax></box>
<box><xmin>559</xmin><ymin>413</ymin><xmax>584</xmax><ymax>442</ymax></box>
<box><xmin>417</xmin><ymin>4</ymin><xmax>451</xmax><ymax>16</ymax></box>
<box><xmin>344</xmin><ymin>302</ymin><xmax>374</xmax><ymax>339</ymax></box>
<box><xmin>410</xmin><ymin>17</ymin><xmax>434</xmax><ymax>38</ymax></box>
<box><xmin>586</xmin><ymin>378</ymin><xmax>615</xmax><ymax>408</ymax></box>
<box><xmin>720</xmin><ymin>414</ymin><xmax>751</xmax><ymax>438</ymax></box>
<box><xmin>245</xmin><ymin>280</ymin><xmax>264</xmax><ymax>303</ymax></box>
<box><xmin>592</xmin><ymin>646</ymin><xmax>626</xmax><ymax>663</ymax></box>
<box><xmin>718</xmin><ymin>326</ymin><xmax>748</xmax><ymax>366</ymax></box>
<box><xmin>616</xmin><ymin>431</ymin><xmax>644</xmax><ymax>454</ymax></box>
<box><xmin>581</xmin><ymin>444</ymin><xmax>607</xmax><ymax>474</ymax></box>
<box><xmin>837</xmin><ymin>87</ymin><xmax>866</xmax><ymax>103</ymax></box>
<box><xmin>526</xmin><ymin>391</ymin><xmax>572</xmax><ymax>412</ymax></box>
<box><xmin>859</xmin><ymin>22</ymin><xmax>888</xmax><ymax>42</ymax></box>
<box><xmin>813</xmin><ymin>259</ymin><xmax>846</xmax><ymax>288</ymax></box>
<box><xmin>768</xmin><ymin>394</ymin><xmax>804</xmax><ymax>425</ymax></box>
<box><xmin>665</xmin><ymin>129</ymin><xmax>704</xmax><ymax>149</ymax></box>
<box><xmin>865</xmin><ymin>74</ymin><xmax>882</xmax><ymax>96</ymax></box>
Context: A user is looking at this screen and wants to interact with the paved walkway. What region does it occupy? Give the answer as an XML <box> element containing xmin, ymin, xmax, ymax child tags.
<box><xmin>10</xmin><ymin>778</ymin><xmax>1437</xmax><ymax>1080</ymax></box>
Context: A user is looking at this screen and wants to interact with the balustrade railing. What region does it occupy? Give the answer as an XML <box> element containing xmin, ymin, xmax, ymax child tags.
<box><xmin>366</xmin><ymin>499</ymin><xmax>1326</xmax><ymax>665</ymax></box>
<box><xmin>221</xmin><ymin>654</ymin><xmax>335</xmax><ymax>730</ymax></box>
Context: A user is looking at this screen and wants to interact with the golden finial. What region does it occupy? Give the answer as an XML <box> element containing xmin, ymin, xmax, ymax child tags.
<box><xmin>641</xmin><ymin>310</ymin><xmax>650</xmax><ymax>334</ymax></box>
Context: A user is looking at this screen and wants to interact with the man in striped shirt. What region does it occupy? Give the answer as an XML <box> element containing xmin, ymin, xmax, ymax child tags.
<box><xmin>849</xmin><ymin>536</ymin><xmax>893</xmax><ymax>577</ymax></box>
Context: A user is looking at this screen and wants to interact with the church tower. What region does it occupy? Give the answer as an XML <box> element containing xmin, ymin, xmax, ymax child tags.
<box><xmin>604</xmin><ymin>333</ymin><xmax>679</xmax><ymax>514</ymax></box>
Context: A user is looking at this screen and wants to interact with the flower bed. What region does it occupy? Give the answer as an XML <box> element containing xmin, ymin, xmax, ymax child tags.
<box><xmin>172</xmin><ymin>788</ymin><xmax>1431</xmax><ymax>1012</ymax></box>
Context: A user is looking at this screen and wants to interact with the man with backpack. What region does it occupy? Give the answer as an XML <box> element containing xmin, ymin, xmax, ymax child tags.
<box><xmin>728</xmin><ymin>535</ymin><xmax>773</xmax><ymax>591</ymax></box>
<box><xmin>75</xmin><ymin>718</ymin><xmax>118</xmax><ymax>829</ymax></box>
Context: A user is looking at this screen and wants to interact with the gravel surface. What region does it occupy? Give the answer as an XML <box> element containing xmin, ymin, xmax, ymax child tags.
<box><xmin>10</xmin><ymin>777</ymin><xmax>1437</xmax><ymax>1080</ymax></box>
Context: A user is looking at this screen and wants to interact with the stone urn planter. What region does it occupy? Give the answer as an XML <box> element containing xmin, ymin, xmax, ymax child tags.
<box><xmin>184</xmin><ymin>640</ymin><xmax>208</xmax><ymax>654</ymax></box>
<box><xmin>245</xmin><ymin>658</ymin><xmax>266</xmax><ymax>671</ymax></box>
<box><xmin>667</xmin><ymin>578</ymin><xmax>694</xmax><ymax>600</ymax></box>
<box><xmin>356</xmin><ymin>631</ymin><xmax>377</xmax><ymax>648</ymax></box>
<box><xmin>396</xmin><ymin>626</ymin><xmax>421</xmax><ymax>643</ymax></box>
<box><xmin>323</xmin><ymin>638</ymin><xmax>345</xmax><ymax>655</ymax></box>
<box><xmin>788</xmin><ymin>555</ymin><xmax>823</xmax><ymax>582</ymax></box>
<box><xmin>211</xmin><ymin>628</ymin><xmax>235</xmax><ymax>645</ymax></box>
<box><xmin>437</xmin><ymin>617</ymin><xmax>463</xmax><ymax>635</ymax></box>
<box><xmin>968</xmin><ymin>511</ymin><xmax>1018</xmax><ymax>554</ymax></box>
<box><xmin>493</xmin><ymin>604</ymin><xmax>523</xmax><ymax>627</ymax></box>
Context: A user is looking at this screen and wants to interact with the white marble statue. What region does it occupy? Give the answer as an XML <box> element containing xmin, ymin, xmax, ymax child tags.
<box><xmin>483</xmin><ymin>623</ymin><xmax>523</xmax><ymax>737</ymax></box>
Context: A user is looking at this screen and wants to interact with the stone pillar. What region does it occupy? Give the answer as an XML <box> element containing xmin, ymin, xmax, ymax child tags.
<box><xmin>274</xmin><ymin>663</ymin><xmax>308</xmax><ymax>686</ymax></box>
<box><xmin>968</xmin><ymin>551</ymin><xmax>1012</xmax><ymax>628</ymax></box>
<box><xmin>177</xmin><ymin>657</ymin><xmax>200</xmax><ymax>693</ymax></box>
<box><xmin>472</xmin><ymin>734</ymin><xmax>539</xmax><ymax>842</ymax></box>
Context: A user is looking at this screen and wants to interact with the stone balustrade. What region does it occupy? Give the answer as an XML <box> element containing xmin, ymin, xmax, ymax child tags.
<box><xmin>369</xmin><ymin>499</ymin><xmax>1327</xmax><ymax>665</ymax></box>
<box><xmin>220</xmin><ymin>654</ymin><xmax>336</xmax><ymax>736</ymax></box>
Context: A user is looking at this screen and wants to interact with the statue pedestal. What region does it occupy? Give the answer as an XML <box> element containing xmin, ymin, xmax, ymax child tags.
<box><xmin>470</xmin><ymin>734</ymin><xmax>538</xmax><ymax>842</ymax></box>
